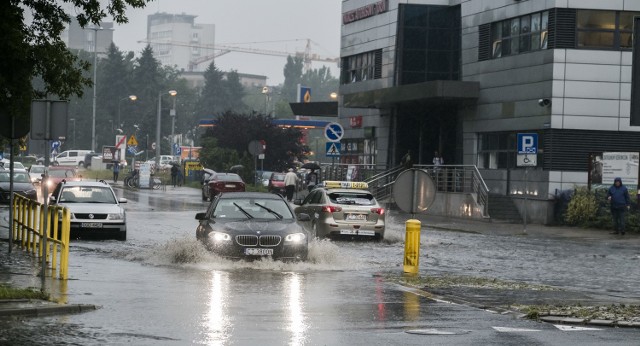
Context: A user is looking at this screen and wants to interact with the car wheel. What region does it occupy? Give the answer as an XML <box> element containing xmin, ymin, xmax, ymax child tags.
<box><xmin>78</xmin><ymin>161</ymin><xmax>84</xmax><ymax>168</ymax></box>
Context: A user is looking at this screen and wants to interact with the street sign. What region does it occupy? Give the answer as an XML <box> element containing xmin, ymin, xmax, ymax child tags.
<box><xmin>393</xmin><ymin>169</ymin><xmax>436</xmax><ymax>214</ymax></box>
<box><xmin>127</xmin><ymin>135</ymin><xmax>138</xmax><ymax>146</ymax></box>
<box><xmin>151</xmin><ymin>142</ymin><xmax>156</xmax><ymax>150</ymax></box>
<box><xmin>127</xmin><ymin>146</ymin><xmax>138</xmax><ymax>155</ymax></box>
<box><xmin>517</xmin><ymin>133</ymin><xmax>538</xmax><ymax>154</ymax></box>
<box><xmin>173</xmin><ymin>143</ymin><xmax>181</xmax><ymax>155</ymax></box>
<box><xmin>517</xmin><ymin>154</ymin><xmax>537</xmax><ymax>167</ymax></box>
<box><xmin>324</xmin><ymin>122</ymin><xmax>344</xmax><ymax>142</ymax></box>
<box><xmin>326</xmin><ymin>142</ymin><xmax>341</xmax><ymax>157</ymax></box>
<box><xmin>248</xmin><ymin>140</ymin><xmax>265</xmax><ymax>156</ymax></box>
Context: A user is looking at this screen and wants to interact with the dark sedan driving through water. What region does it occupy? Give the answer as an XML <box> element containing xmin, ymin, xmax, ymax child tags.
<box><xmin>195</xmin><ymin>192</ymin><xmax>311</xmax><ymax>261</ymax></box>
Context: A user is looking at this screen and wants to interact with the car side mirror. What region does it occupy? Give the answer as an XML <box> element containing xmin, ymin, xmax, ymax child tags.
<box><xmin>297</xmin><ymin>213</ymin><xmax>311</xmax><ymax>222</ymax></box>
<box><xmin>195</xmin><ymin>212</ymin><xmax>207</xmax><ymax>220</ymax></box>
<box><xmin>119</xmin><ymin>198</ymin><xmax>127</xmax><ymax>204</ymax></box>
<box><xmin>49</xmin><ymin>195</ymin><xmax>56</xmax><ymax>203</ymax></box>
<box><xmin>293</xmin><ymin>199</ymin><xmax>303</xmax><ymax>206</ymax></box>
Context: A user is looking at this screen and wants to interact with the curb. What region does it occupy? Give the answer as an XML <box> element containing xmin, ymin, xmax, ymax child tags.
<box><xmin>394</xmin><ymin>283</ymin><xmax>640</xmax><ymax>329</ymax></box>
<box><xmin>0</xmin><ymin>304</ymin><xmax>99</xmax><ymax>318</ymax></box>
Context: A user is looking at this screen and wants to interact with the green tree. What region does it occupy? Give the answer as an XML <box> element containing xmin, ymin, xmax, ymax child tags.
<box><xmin>301</xmin><ymin>66</ymin><xmax>339</xmax><ymax>102</ymax></box>
<box><xmin>201</xmin><ymin>111</ymin><xmax>306</xmax><ymax>172</ymax></box>
<box><xmin>130</xmin><ymin>45</ymin><xmax>163</xmax><ymax>145</ymax></box>
<box><xmin>0</xmin><ymin>0</ymin><xmax>151</xmax><ymax>141</ymax></box>
<box><xmin>224</xmin><ymin>70</ymin><xmax>246</xmax><ymax>112</ymax></box>
<box><xmin>282</xmin><ymin>56</ymin><xmax>304</xmax><ymax>102</ymax></box>
<box><xmin>197</xmin><ymin>61</ymin><xmax>226</xmax><ymax>116</ymax></box>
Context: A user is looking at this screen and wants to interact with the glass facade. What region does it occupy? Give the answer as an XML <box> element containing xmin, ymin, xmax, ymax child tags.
<box><xmin>341</xmin><ymin>50</ymin><xmax>382</xmax><ymax>85</ymax></box>
<box><xmin>577</xmin><ymin>10</ymin><xmax>639</xmax><ymax>49</ymax></box>
<box><xmin>397</xmin><ymin>5</ymin><xmax>461</xmax><ymax>84</ymax></box>
<box><xmin>491</xmin><ymin>11</ymin><xmax>548</xmax><ymax>58</ymax></box>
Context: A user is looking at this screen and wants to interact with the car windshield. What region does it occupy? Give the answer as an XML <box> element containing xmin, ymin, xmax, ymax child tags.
<box><xmin>213</xmin><ymin>198</ymin><xmax>293</xmax><ymax>220</ymax></box>
<box><xmin>328</xmin><ymin>192</ymin><xmax>376</xmax><ymax>206</ymax></box>
<box><xmin>0</xmin><ymin>172</ymin><xmax>32</xmax><ymax>183</ymax></box>
<box><xmin>216</xmin><ymin>174</ymin><xmax>242</xmax><ymax>182</ymax></box>
<box><xmin>271</xmin><ymin>174</ymin><xmax>285</xmax><ymax>181</ymax></box>
<box><xmin>59</xmin><ymin>186</ymin><xmax>117</xmax><ymax>204</ymax></box>
<box><xmin>49</xmin><ymin>169</ymin><xmax>76</xmax><ymax>178</ymax></box>
<box><xmin>30</xmin><ymin>166</ymin><xmax>45</xmax><ymax>173</ymax></box>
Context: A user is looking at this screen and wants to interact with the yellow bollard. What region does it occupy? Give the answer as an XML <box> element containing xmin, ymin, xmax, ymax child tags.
<box><xmin>403</xmin><ymin>219</ymin><xmax>421</xmax><ymax>274</ymax></box>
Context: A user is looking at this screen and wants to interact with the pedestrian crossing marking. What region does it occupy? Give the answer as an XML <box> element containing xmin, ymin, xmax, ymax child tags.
<box><xmin>553</xmin><ymin>325</ymin><xmax>602</xmax><ymax>331</ymax></box>
<box><xmin>492</xmin><ymin>327</ymin><xmax>541</xmax><ymax>332</ymax></box>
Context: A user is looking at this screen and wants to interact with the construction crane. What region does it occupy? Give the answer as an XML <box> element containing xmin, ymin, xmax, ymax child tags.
<box><xmin>138</xmin><ymin>38</ymin><xmax>338</xmax><ymax>72</ymax></box>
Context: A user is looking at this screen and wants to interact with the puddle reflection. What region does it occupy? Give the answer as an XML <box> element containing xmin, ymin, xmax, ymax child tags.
<box><xmin>203</xmin><ymin>271</ymin><xmax>231</xmax><ymax>345</ymax></box>
<box><xmin>285</xmin><ymin>273</ymin><xmax>307</xmax><ymax>346</ymax></box>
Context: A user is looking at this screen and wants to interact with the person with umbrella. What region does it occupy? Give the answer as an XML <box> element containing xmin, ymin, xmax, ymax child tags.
<box><xmin>301</xmin><ymin>162</ymin><xmax>320</xmax><ymax>192</ymax></box>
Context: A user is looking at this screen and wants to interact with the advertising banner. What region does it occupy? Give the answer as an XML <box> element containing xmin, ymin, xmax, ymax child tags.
<box><xmin>599</xmin><ymin>152</ymin><xmax>639</xmax><ymax>186</ymax></box>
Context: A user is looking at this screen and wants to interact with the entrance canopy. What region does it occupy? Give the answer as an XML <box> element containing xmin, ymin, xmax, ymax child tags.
<box><xmin>342</xmin><ymin>80</ymin><xmax>479</xmax><ymax>108</ymax></box>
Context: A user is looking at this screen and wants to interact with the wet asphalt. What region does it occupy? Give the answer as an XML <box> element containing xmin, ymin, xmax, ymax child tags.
<box><xmin>0</xmin><ymin>184</ymin><xmax>639</xmax><ymax>345</ymax></box>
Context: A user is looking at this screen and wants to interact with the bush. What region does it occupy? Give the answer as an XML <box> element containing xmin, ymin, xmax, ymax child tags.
<box><xmin>561</xmin><ymin>187</ymin><xmax>639</xmax><ymax>232</ymax></box>
<box><xmin>564</xmin><ymin>187</ymin><xmax>598</xmax><ymax>226</ymax></box>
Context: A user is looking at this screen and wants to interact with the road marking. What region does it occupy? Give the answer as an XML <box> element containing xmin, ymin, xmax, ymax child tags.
<box><xmin>406</xmin><ymin>329</ymin><xmax>457</xmax><ymax>335</ymax></box>
<box><xmin>554</xmin><ymin>325</ymin><xmax>602</xmax><ymax>331</ymax></box>
<box><xmin>492</xmin><ymin>327</ymin><xmax>541</xmax><ymax>332</ymax></box>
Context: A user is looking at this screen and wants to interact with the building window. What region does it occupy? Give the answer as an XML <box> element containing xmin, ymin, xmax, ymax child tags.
<box><xmin>397</xmin><ymin>4</ymin><xmax>461</xmax><ymax>84</ymax></box>
<box><xmin>477</xmin><ymin>132</ymin><xmax>518</xmax><ymax>169</ymax></box>
<box><xmin>341</xmin><ymin>50</ymin><xmax>382</xmax><ymax>85</ymax></box>
<box><xmin>577</xmin><ymin>10</ymin><xmax>639</xmax><ymax>49</ymax></box>
<box><xmin>491</xmin><ymin>11</ymin><xmax>548</xmax><ymax>58</ymax></box>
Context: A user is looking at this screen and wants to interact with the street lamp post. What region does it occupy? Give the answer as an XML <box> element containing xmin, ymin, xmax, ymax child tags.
<box><xmin>87</xmin><ymin>25</ymin><xmax>104</xmax><ymax>153</ymax></box>
<box><xmin>69</xmin><ymin>118</ymin><xmax>76</xmax><ymax>148</ymax></box>
<box><xmin>156</xmin><ymin>90</ymin><xmax>177</xmax><ymax>167</ymax></box>
<box><xmin>117</xmin><ymin>95</ymin><xmax>137</xmax><ymax>130</ymax></box>
<box><xmin>170</xmin><ymin>96</ymin><xmax>177</xmax><ymax>155</ymax></box>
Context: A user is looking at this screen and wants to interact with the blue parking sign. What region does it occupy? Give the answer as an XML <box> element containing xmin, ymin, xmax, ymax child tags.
<box><xmin>517</xmin><ymin>133</ymin><xmax>538</xmax><ymax>154</ymax></box>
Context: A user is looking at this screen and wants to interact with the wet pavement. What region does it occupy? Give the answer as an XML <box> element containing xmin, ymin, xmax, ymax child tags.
<box><xmin>0</xmin><ymin>185</ymin><xmax>639</xmax><ymax>345</ymax></box>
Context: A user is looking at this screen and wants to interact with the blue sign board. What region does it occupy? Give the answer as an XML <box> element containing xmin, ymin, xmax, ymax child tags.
<box><xmin>517</xmin><ymin>133</ymin><xmax>538</xmax><ymax>154</ymax></box>
<box><xmin>173</xmin><ymin>143</ymin><xmax>181</xmax><ymax>155</ymax></box>
<box><xmin>299</xmin><ymin>86</ymin><xmax>311</xmax><ymax>103</ymax></box>
<box><xmin>324</xmin><ymin>122</ymin><xmax>344</xmax><ymax>142</ymax></box>
<box><xmin>127</xmin><ymin>146</ymin><xmax>137</xmax><ymax>155</ymax></box>
<box><xmin>326</xmin><ymin>142</ymin><xmax>341</xmax><ymax>157</ymax></box>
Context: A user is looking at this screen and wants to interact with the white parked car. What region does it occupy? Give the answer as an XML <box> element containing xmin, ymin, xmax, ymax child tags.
<box><xmin>50</xmin><ymin>180</ymin><xmax>127</xmax><ymax>240</ymax></box>
<box><xmin>53</xmin><ymin>150</ymin><xmax>93</xmax><ymax>167</ymax></box>
<box><xmin>0</xmin><ymin>159</ymin><xmax>27</xmax><ymax>172</ymax></box>
<box><xmin>146</xmin><ymin>155</ymin><xmax>179</xmax><ymax>170</ymax></box>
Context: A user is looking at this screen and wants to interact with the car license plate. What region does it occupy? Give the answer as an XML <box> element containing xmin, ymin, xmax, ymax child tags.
<box><xmin>346</xmin><ymin>214</ymin><xmax>367</xmax><ymax>221</ymax></box>
<box><xmin>340</xmin><ymin>229</ymin><xmax>375</xmax><ymax>236</ymax></box>
<box><xmin>245</xmin><ymin>248</ymin><xmax>273</xmax><ymax>256</ymax></box>
<box><xmin>225</xmin><ymin>184</ymin><xmax>236</xmax><ymax>188</ymax></box>
<box><xmin>81</xmin><ymin>222</ymin><xmax>102</xmax><ymax>228</ymax></box>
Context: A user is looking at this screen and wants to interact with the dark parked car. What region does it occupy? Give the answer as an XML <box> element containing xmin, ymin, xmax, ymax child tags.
<box><xmin>201</xmin><ymin>173</ymin><xmax>245</xmax><ymax>201</ymax></box>
<box><xmin>43</xmin><ymin>166</ymin><xmax>82</xmax><ymax>190</ymax></box>
<box><xmin>0</xmin><ymin>168</ymin><xmax>38</xmax><ymax>203</ymax></box>
<box><xmin>195</xmin><ymin>192</ymin><xmax>311</xmax><ymax>261</ymax></box>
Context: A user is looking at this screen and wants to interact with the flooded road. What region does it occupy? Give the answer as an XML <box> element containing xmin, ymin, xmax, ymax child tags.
<box><xmin>1</xmin><ymin>186</ymin><xmax>639</xmax><ymax>345</ymax></box>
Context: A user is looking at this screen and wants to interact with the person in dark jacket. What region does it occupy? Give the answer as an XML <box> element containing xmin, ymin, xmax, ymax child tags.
<box><xmin>607</xmin><ymin>177</ymin><xmax>631</xmax><ymax>235</ymax></box>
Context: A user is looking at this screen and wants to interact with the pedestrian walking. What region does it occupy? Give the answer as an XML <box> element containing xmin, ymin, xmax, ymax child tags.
<box><xmin>112</xmin><ymin>161</ymin><xmax>120</xmax><ymax>183</ymax></box>
<box><xmin>171</xmin><ymin>164</ymin><xmax>179</xmax><ymax>187</ymax></box>
<box><xmin>607</xmin><ymin>177</ymin><xmax>631</xmax><ymax>235</ymax></box>
<box><xmin>284</xmin><ymin>168</ymin><xmax>299</xmax><ymax>202</ymax></box>
<box><xmin>306</xmin><ymin>169</ymin><xmax>318</xmax><ymax>192</ymax></box>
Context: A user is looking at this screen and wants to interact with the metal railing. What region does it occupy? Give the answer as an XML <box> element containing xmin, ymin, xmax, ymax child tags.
<box><xmin>12</xmin><ymin>195</ymin><xmax>71</xmax><ymax>280</ymax></box>
<box><xmin>365</xmin><ymin>165</ymin><xmax>490</xmax><ymax>217</ymax></box>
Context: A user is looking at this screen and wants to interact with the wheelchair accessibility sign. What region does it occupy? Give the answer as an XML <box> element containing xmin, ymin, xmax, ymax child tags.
<box><xmin>517</xmin><ymin>133</ymin><xmax>538</xmax><ymax>167</ymax></box>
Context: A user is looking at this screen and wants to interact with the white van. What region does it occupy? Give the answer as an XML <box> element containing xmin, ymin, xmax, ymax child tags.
<box><xmin>53</xmin><ymin>150</ymin><xmax>93</xmax><ymax>167</ymax></box>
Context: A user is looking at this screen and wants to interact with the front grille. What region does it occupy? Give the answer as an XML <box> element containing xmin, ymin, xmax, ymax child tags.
<box><xmin>236</xmin><ymin>235</ymin><xmax>258</xmax><ymax>246</ymax></box>
<box><xmin>74</xmin><ymin>213</ymin><xmax>108</xmax><ymax>220</ymax></box>
<box><xmin>259</xmin><ymin>235</ymin><xmax>282</xmax><ymax>247</ymax></box>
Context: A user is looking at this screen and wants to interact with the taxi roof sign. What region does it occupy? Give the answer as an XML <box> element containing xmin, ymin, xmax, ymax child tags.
<box><xmin>323</xmin><ymin>181</ymin><xmax>369</xmax><ymax>190</ymax></box>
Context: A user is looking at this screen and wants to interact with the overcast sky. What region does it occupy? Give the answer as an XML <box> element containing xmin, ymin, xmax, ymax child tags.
<box><xmin>111</xmin><ymin>0</ymin><xmax>342</xmax><ymax>85</ymax></box>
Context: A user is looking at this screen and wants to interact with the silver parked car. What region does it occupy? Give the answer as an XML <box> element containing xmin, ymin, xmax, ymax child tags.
<box><xmin>294</xmin><ymin>181</ymin><xmax>386</xmax><ymax>240</ymax></box>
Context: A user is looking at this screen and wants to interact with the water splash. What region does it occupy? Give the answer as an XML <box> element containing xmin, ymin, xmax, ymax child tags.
<box><xmin>123</xmin><ymin>236</ymin><xmax>378</xmax><ymax>272</ymax></box>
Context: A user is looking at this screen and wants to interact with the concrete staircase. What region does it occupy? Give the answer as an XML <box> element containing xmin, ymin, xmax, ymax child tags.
<box><xmin>488</xmin><ymin>194</ymin><xmax>523</xmax><ymax>223</ymax></box>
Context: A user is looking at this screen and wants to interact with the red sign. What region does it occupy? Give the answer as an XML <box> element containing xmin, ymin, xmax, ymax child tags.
<box><xmin>350</xmin><ymin>116</ymin><xmax>363</xmax><ymax>128</ymax></box>
<box><xmin>343</xmin><ymin>0</ymin><xmax>388</xmax><ymax>25</ymax></box>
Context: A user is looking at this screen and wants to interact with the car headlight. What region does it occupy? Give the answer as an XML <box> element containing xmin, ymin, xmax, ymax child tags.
<box><xmin>107</xmin><ymin>213</ymin><xmax>124</xmax><ymax>220</ymax></box>
<box><xmin>284</xmin><ymin>233</ymin><xmax>306</xmax><ymax>243</ymax></box>
<box><xmin>209</xmin><ymin>231</ymin><xmax>232</xmax><ymax>242</ymax></box>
